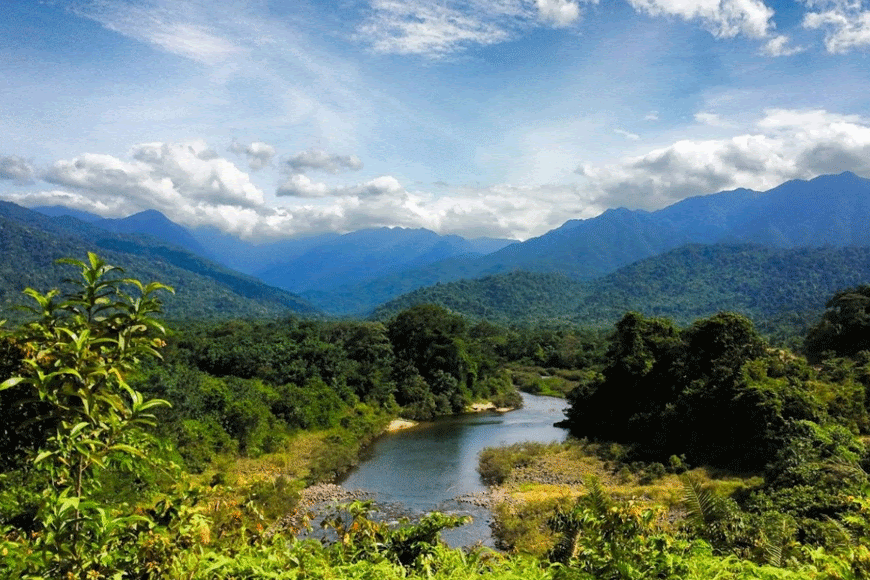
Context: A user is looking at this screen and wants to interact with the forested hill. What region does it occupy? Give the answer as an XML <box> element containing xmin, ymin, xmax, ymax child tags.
<box><xmin>372</xmin><ymin>244</ymin><xmax>870</xmax><ymax>330</ymax></box>
<box><xmin>300</xmin><ymin>172</ymin><xmax>870</xmax><ymax>314</ymax></box>
<box><xmin>0</xmin><ymin>201</ymin><xmax>316</xmax><ymax>320</ymax></box>
<box><xmin>464</xmin><ymin>171</ymin><xmax>870</xmax><ymax>280</ymax></box>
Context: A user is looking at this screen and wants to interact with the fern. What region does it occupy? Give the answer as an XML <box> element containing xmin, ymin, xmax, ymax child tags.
<box><xmin>584</xmin><ymin>476</ymin><xmax>611</xmax><ymax>516</ymax></box>
<box><xmin>680</xmin><ymin>474</ymin><xmax>721</xmax><ymax>527</ymax></box>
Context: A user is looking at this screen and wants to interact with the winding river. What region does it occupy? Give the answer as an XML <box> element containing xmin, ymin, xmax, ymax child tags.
<box><xmin>339</xmin><ymin>393</ymin><xmax>567</xmax><ymax>546</ymax></box>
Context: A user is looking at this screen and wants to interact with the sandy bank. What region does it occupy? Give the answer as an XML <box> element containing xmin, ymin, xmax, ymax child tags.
<box><xmin>386</xmin><ymin>418</ymin><xmax>418</xmax><ymax>432</ymax></box>
<box><xmin>469</xmin><ymin>402</ymin><xmax>515</xmax><ymax>413</ymax></box>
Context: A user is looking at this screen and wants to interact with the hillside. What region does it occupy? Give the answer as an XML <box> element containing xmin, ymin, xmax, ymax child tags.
<box><xmin>23</xmin><ymin>172</ymin><xmax>870</xmax><ymax>317</ymax></box>
<box><xmin>331</xmin><ymin>172</ymin><xmax>870</xmax><ymax>315</ymax></box>
<box><xmin>0</xmin><ymin>202</ymin><xmax>316</xmax><ymax>320</ymax></box>
<box><xmin>372</xmin><ymin>244</ymin><xmax>870</xmax><ymax>330</ymax></box>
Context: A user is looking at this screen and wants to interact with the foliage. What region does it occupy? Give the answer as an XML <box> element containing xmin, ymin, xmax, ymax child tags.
<box><xmin>478</xmin><ymin>442</ymin><xmax>568</xmax><ymax>485</ymax></box>
<box><xmin>0</xmin><ymin>253</ymin><xmax>176</xmax><ymax>578</ymax></box>
<box><xmin>547</xmin><ymin>478</ymin><xmax>690</xmax><ymax>580</ymax></box>
<box><xmin>372</xmin><ymin>245</ymin><xmax>870</xmax><ymax>338</ymax></box>
<box><xmin>804</xmin><ymin>285</ymin><xmax>870</xmax><ymax>362</ymax></box>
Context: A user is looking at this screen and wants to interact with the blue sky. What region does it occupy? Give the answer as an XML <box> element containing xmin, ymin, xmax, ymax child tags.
<box><xmin>2</xmin><ymin>0</ymin><xmax>870</xmax><ymax>240</ymax></box>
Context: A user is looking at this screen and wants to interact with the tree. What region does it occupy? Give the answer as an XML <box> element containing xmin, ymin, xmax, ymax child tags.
<box><xmin>388</xmin><ymin>305</ymin><xmax>473</xmax><ymax>416</ymax></box>
<box><xmin>0</xmin><ymin>253</ymin><xmax>174</xmax><ymax>577</ymax></box>
<box><xmin>804</xmin><ymin>285</ymin><xmax>870</xmax><ymax>362</ymax></box>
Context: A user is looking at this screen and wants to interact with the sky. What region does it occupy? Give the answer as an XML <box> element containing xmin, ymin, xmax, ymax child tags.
<box><xmin>2</xmin><ymin>0</ymin><xmax>870</xmax><ymax>241</ymax></box>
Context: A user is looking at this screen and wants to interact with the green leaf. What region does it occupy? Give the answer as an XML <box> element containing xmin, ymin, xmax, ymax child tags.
<box><xmin>108</xmin><ymin>443</ymin><xmax>146</xmax><ymax>458</ymax></box>
<box><xmin>0</xmin><ymin>376</ymin><xmax>25</xmax><ymax>390</ymax></box>
<box><xmin>33</xmin><ymin>450</ymin><xmax>54</xmax><ymax>464</ymax></box>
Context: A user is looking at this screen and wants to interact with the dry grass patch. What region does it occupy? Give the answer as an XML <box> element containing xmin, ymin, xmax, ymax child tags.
<box><xmin>485</xmin><ymin>440</ymin><xmax>765</xmax><ymax>555</ymax></box>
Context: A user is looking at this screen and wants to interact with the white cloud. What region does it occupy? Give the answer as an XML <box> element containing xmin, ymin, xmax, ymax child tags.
<box><xmin>803</xmin><ymin>2</ymin><xmax>870</xmax><ymax>53</ymax></box>
<box><xmin>576</xmin><ymin>108</ymin><xmax>870</xmax><ymax>209</ymax></box>
<box><xmin>357</xmin><ymin>0</ymin><xmax>590</xmax><ymax>58</ymax></box>
<box><xmin>129</xmin><ymin>141</ymin><xmax>265</xmax><ymax>207</ymax></box>
<box><xmin>0</xmin><ymin>155</ymin><xmax>34</xmax><ymax>182</ymax></box>
<box><xmin>229</xmin><ymin>141</ymin><xmax>276</xmax><ymax>171</ymax></box>
<box><xmin>535</xmin><ymin>0</ymin><xmax>582</xmax><ymax>27</ymax></box>
<box><xmin>72</xmin><ymin>4</ymin><xmax>242</xmax><ymax>65</ymax></box>
<box><xmin>342</xmin><ymin>175</ymin><xmax>405</xmax><ymax>197</ymax></box>
<box><xmin>276</xmin><ymin>174</ymin><xmax>404</xmax><ymax>199</ymax></box>
<box><xmin>4</xmin><ymin>138</ymin><xmax>585</xmax><ymax>239</ymax></box>
<box><xmin>644</xmin><ymin>111</ymin><xmax>660</xmax><ymax>121</ymax></box>
<box><xmin>276</xmin><ymin>174</ymin><xmax>330</xmax><ymax>198</ymax></box>
<box><xmin>286</xmin><ymin>148</ymin><xmax>364</xmax><ymax>174</ymax></box>
<box><xmin>694</xmin><ymin>112</ymin><xmax>736</xmax><ymax>128</ymax></box>
<box><xmin>358</xmin><ymin>0</ymin><xmax>513</xmax><ymax>58</ymax></box>
<box><xmin>626</xmin><ymin>0</ymin><xmax>774</xmax><ymax>38</ymax></box>
<box><xmin>614</xmin><ymin>128</ymin><xmax>641</xmax><ymax>140</ymax></box>
<box><xmin>35</xmin><ymin>140</ymin><xmax>267</xmax><ymax>236</ymax></box>
<box><xmin>9</xmin><ymin>109</ymin><xmax>870</xmax><ymax>243</ymax></box>
<box><xmin>761</xmin><ymin>34</ymin><xmax>805</xmax><ymax>56</ymax></box>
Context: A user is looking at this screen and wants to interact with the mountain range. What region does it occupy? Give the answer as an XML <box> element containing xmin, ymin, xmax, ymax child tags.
<box><xmin>285</xmin><ymin>171</ymin><xmax>870</xmax><ymax>314</ymax></box>
<box><xmin>4</xmin><ymin>171</ymin><xmax>869</xmax><ymax>324</ymax></box>
<box><xmin>0</xmin><ymin>202</ymin><xmax>315</xmax><ymax>321</ymax></box>
<box><xmin>372</xmin><ymin>244</ymin><xmax>870</xmax><ymax>333</ymax></box>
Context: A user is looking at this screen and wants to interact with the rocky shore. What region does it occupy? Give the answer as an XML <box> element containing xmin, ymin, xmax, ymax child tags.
<box><xmin>268</xmin><ymin>483</ymin><xmax>371</xmax><ymax>536</ymax></box>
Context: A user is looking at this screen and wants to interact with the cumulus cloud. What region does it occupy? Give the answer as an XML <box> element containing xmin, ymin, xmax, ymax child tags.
<box><xmin>342</xmin><ymin>175</ymin><xmax>404</xmax><ymax>197</ymax></box>
<box><xmin>535</xmin><ymin>0</ymin><xmax>582</xmax><ymax>27</ymax></box>
<box><xmin>626</xmin><ymin>0</ymin><xmax>774</xmax><ymax>38</ymax></box>
<box><xmin>286</xmin><ymin>148</ymin><xmax>364</xmax><ymax>174</ymax></box>
<box><xmin>644</xmin><ymin>111</ymin><xmax>660</xmax><ymax>121</ymax></box>
<box><xmin>576</xmin><ymin>108</ymin><xmax>870</xmax><ymax>209</ymax></box>
<box><xmin>0</xmin><ymin>155</ymin><xmax>34</xmax><ymax>182</ymax></box>
<box><xmin>34</xmin><ymin>140</ymin><xmax>267</xmax><ymax>236</ymax></box>
<box><xmin>276</xmin><ymin>174</ymin><xmax>330</xmax><ymax>198</ymax></box>
<box><xmin>761</xmin><ymin>34</ymin><xmax>805</xmax><ymax>56</ymax></box>
<box><xmin>10</xmin><ymin>108</ymin><xmax>870</xmax><ymax>242</ymax></box>
<box><xmin>803</xmin><ymin>1</ymin><xmax>870</xmax><ymax>53</ymax></box>
<box><xmin>276</xmin><ymin>174</ymin><xmax>404</xmax><ymax>199</ymax></box>
<box><xmin>229</xmin><ymin>141</ymin><xmax>276</xmax><ymax>171</ymax></box>
<box><xmin>5</xmin><ymin>139</ymin><xmax>567</xmax><ymax>240</ymax></box>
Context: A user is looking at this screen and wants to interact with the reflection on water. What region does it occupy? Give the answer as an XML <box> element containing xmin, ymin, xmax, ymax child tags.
<box><xmin>339</xmin><ymin>393</ymin><xmax>567</xmax><ymax>546</ymax></box>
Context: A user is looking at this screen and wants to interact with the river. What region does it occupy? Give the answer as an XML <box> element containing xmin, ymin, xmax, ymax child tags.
<box><xmin>338</xmin><ymin>393</ymin><xmax>567</xmax><ymax>546</ymax></box>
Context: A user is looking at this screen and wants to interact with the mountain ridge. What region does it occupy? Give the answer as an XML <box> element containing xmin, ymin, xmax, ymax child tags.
<box><xmin>0</xmin><ymin>202</ymin><xmax>316</xmax><ymax>320</ymax></box>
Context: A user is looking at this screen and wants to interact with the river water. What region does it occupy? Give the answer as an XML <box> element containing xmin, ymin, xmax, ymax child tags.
<box><xmin>338</xmin><ymin>393</ymin><xmax>567</xmax><ymax>546</ymax></box>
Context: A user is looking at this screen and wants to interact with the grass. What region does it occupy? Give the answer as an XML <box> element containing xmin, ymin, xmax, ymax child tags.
<box><xmin>507</xmin><ymin>365</ymin><xmax>584</xmax><ymax>398</ymax></box>
<box><xmin>482</xmin><ymin>439</ymin><xmax>764</xmax><ymax>555</ymax></box>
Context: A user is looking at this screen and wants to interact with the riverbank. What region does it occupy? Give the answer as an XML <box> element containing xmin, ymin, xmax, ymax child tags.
<box><xmin>468</xmin><ymin>401</ymin><xmax>515</xmax><ymax>413</ymax></box>
<box><xmin>477</xmin><ymin>439</ymin><xmax>761</xmax><ymax>555</ymax></box>
<box><xmin>386</xmin><ymin>418</ymin><xmax>418</xmax><ymax>431</ymax></box>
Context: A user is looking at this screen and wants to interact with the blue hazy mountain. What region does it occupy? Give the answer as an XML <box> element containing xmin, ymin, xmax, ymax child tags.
<box><xmin>94</xmin><ymin>210</ymin><xmax>209</xmax><ymax>257</ymax></box>
<box><xmin>301</xmin><ymin>171</ymin><xmax>870</xmax><ymax>314</ymax></box>
<box><xmin>34</xmin><ymin>205</ymin><xmax>104</xmax><ymax>223</ymax></box>
<box><xmin>256</xmin><ymin>227</ymin><xmax>517</xmax><ymax>293</ymax></box>
<box><xmin>466</xmin><ymin>171</ymin><xmax>870</xmax><ymax>280</ymax></box>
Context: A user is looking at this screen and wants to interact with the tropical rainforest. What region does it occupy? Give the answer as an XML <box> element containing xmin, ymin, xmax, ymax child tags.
<box><xmin>1</xmin><ymin>254</ymin><xmax>870</xmax><ymax>579</ymax></box>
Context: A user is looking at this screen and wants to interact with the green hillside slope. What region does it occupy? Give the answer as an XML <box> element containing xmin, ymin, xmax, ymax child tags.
<box><xmin>0</xmin><ymin>202</ymin><xmax>316</xmax><ymax>320</ymax></box>
<box><xmin>373</xmin><ymin>244</ymin><xmax>870</xmax><ymax>331</ymax></box>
